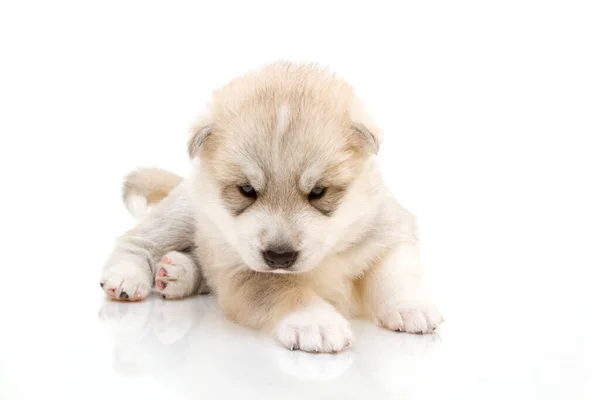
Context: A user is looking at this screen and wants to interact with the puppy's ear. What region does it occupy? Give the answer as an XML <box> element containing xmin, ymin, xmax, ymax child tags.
<box><xmin>353</xmin><ymin>122</ymin><xmax>381</xmax><ymax>155</ymax></box>
<box><xmin>349</xmin><ymin>99</ymin><xmax>382</xmax><ymax>155</ymax></box>
<box><xmin>187</xmin><ymin>111</ymin><xmax>215</xmax><ymax>158</ymax></box>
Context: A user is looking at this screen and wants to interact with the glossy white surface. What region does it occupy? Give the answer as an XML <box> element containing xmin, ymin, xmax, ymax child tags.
<box><xmin>2</xmin><ymin>273</ymin><xmax>599</xmax><ymax>400</ymax></box>
<box><xmin>1</xmin><ymin>1</ymin><xmax>599</xmax><ymax>399</ymax></box>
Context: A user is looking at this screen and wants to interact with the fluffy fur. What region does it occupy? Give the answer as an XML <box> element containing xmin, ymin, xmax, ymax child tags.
<box><xmin>122</xmin><ymin>167</ymin><xmax>183</xmax><ymax>219</ymax></box>
<box><xmin>100</xmin><ymin>61</ymin><xmax>442</xmax><ymax>352</ymax></box>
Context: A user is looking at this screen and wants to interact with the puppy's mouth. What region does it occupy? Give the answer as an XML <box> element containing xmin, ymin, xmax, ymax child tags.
<box><xmin>248</xmin><ymin>258</ymin><xmax>312</xmax><ymax>274</ymax></box>
<box><xmin>260</xmin><ymin>267</ymin><xmax>300</xmax><ymax>274</ymax></box>
<box><xmin>255</xmin><ymin>256</ymin><xmax>315</xmax><ymax>274</ymax></box>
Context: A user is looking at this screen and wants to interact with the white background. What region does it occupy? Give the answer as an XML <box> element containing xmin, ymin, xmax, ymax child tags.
<box><xmin>0</xmin><ymin>1</ymin><xmax>599</xmax><ymax>399</ymax></box>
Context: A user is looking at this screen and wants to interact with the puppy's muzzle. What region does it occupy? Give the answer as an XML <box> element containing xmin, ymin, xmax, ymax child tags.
<box><xmin>262</xmin><ymin>246</ymin><xmax>299</xmax><ymax>269</ymax></box>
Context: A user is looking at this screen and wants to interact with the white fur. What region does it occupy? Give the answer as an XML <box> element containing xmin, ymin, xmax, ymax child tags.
<box><xmin>100</xmin><ymin>256</ymin><xmax>152</xmax><ymax>300</ymax></box>
<box><xmin>276</xmin><ymin>103</ymin><xmax>289</xmax><ymax>136</ymax></box>
<box><xmin>101</xmin><ymin>183</ymin><xmax>199</xmax><ymax>300</ymax></box>
<box><xmin>189</xmin><ymin>167</ymin><xmax>247</xmax><ymax>265</ymax></box>
<box><xmin>275</xmin><ymin>299</ymin><xmax>353</xmax><ymax>352</ymax></box>
<box><xmin>365</xmin><ymin>243</ymin><xmax>442</xmax><ymax>333</ymax></box>
<box><xmin>125</xmin><ymin>193</ymin><xmax>148</xmax><ymax>219</ymax></box>
<box><xmin>155</xmin><ymin>251</ymin><xmax>201</xmax><ymax>299</ymax></box>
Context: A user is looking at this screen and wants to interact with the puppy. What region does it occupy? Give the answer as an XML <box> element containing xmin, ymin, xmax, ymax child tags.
<box><xmin>100</xmin><ymin>61</ymin><xmax>443</xmax><ymax>353</ymax></box>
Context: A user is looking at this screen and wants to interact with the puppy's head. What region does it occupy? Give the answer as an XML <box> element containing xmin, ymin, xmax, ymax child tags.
<box><xmin>189</xmin><ymin>62</ymin><xmax>381</xmax><ymax>273</ymax></box>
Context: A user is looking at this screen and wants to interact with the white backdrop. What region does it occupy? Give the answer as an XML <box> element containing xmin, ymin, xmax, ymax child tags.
<box><xmin>0</xmin><ymin>1</ymin><xmax>598</xmax><ymax>399</ymax></box>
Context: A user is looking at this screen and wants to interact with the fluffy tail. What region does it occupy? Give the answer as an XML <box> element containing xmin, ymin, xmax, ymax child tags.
<box><xmin>122</xmin><ymin>167</ymin><xmax>183</xmax><ymax>219</ymax></box>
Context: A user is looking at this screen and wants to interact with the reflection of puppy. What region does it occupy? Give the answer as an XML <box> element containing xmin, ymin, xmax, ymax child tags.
<box><xmin>98</xmin><ymin>297</ymin><xmax>200</xmax><ymax>376</ymax></box>
<box><xmin>98</xmin><ymin>297</ymin><xmax>441</xmax><ymax>396</ymax></box>
<box><xmin>100</xmin><ymin>61</ymin><xmax>442</xmax><ymax>353</ymax></box>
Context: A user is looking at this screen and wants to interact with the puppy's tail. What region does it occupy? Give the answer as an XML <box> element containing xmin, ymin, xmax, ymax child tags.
<box><xmin>122</xmin><ymin>167</ymin><xmax>183</xmax><ymax>219</ymax></box>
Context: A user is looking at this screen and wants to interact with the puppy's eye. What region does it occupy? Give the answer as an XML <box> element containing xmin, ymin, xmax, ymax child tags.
<box><xmin>239</xmin><ymin>185</ymin><xmax>257</xmax><ymax>198</ymax></box>
<box><xmin>308</xmin><ymin>186</ymin><xmax>327</xmax><ymax>200</ymax></box>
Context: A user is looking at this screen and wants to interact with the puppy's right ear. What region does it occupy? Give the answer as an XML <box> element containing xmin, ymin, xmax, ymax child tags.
<box><xmin>187</xmin><ymin>114</ymin><xmax>214</xmax><ymax>158</ymax></box>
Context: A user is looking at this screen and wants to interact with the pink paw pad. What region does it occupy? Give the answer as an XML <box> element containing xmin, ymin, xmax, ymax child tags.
<box><xmin>154</xmin><ymin>251</ymin><xmax>196</xmax><ymax>300</ymax></box>
<box><xmin>156</xmin><ymin>280</ymin><xmax>167</xmax><ymax>291</ymax></box>
<box><xmin>155</xmin><ymin>268</ymin><xmax>168</xmax><ymax>291</ymax></box>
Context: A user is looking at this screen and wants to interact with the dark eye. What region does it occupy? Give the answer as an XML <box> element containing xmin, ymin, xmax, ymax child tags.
<box><xmin>308</xmin><ymin>186</ymin><xmax>327</xmax><ymax>200</ymax></box>
<box><xmin>239</xmin><ymin>185</ymin><xmax>257</xmax><ymax>198</ymax></box>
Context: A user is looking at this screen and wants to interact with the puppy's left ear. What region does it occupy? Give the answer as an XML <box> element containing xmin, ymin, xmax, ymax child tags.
<box><xmin>350</xmin><ymin>99</ymin><xmax>382</xmax><ymax>155</ymax></box>
<box><xmin>353</xmin><ymin>122</ymin><xmax>381</xmax><ymax>155</ymax></box>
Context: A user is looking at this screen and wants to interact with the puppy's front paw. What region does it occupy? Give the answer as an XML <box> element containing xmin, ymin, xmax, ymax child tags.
<box><xmin>100</xmin><ymin>259</ymin><xmax>152</xmax><ymax>301</ymax></box>
<box><xmin>275</xmin><ymin>302</ymin><xmax>353</xmax><ymax>353</ymax></box>
<box><xmin>376</xmin><ymin>297</ymin><xmax>443</xmax><ymax>334</ymax></box>
<box><xmin>155</xmin><ymin>251</ymin><xmax>199</xmax><ymax>300</ymax></box>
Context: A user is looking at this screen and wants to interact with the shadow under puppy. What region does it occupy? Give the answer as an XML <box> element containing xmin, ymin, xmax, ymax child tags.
<box><xmin>100</xmin><ymin>61</ymin><xmax>443</xmax><ymax>353</ymax></box>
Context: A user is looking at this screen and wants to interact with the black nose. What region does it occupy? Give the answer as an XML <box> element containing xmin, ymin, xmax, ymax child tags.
<box><xmin>262</xmin><ymin>247</ymin><xmax>298</xmax><ymax>269</ymax></box>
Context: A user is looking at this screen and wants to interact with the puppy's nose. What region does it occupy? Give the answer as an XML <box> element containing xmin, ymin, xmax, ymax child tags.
<box><xmin>262</xmin><ymin>247</ymin><xmax>298</xmax><ymax>269</ymax></box>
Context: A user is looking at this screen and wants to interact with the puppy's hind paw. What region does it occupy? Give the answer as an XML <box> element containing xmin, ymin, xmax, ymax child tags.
<box><xmin>100</xmin><ymin>259</ymin><xmax>152</xmax><ymax>302</ymax></box>
<box><xmin>154</xmin><ymin>251</ymin><xmax>199</xmax><ymax>300</ymax></box>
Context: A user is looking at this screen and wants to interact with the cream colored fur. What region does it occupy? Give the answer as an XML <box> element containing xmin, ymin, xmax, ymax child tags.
<box><xmin>122</xmin><ymin>167</ymin><xmax>183</xmax><ymax>218</ymax></box>
<box><xmin>101</xmin><ymin>61</ymin><xmax>442</xmax><ymax>353</ymax></box>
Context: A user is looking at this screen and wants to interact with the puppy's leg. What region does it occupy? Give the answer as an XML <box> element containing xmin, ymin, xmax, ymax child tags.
<box><xmin>154</xmin><ymin>250</ymin><xmax>209</xmax><ymax>299</ymax></box>
<box><xmin>100</xmin><ymin>186</ymin><xmax>195</xmax><ymax>301</ymax></box>
<box><xmin>215</xmin><ymin>269</ymin><xmax>353</xmax><ymax>353</ymax></box>
<box><xmin>362</xmin><ymin>242</ymin><xmax>443</xmax><ymax>333</ymax></box>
